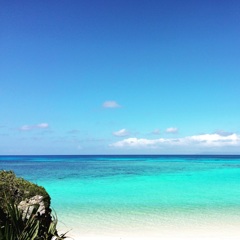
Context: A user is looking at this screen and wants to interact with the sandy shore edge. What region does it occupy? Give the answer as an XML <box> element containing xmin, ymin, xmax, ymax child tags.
<box><xmin>60</xmin><ymin>226</ymin><xmax>240</xmax><ymax>240</ymax></box>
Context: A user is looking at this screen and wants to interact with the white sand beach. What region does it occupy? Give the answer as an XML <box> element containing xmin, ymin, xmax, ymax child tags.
<box><xmin>63</xmin><ymin>227</ymin><xmax>240</xmax><ymax>240</ymax></box>
<box><xmin>58</xmin><ymin>215</ymin><xmax>240</xmax><ymax>240</ymax></box>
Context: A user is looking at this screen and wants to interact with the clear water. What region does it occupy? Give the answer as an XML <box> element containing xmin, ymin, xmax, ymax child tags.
<box><xmin>1</xmin><ymin>155</ymin><xmax>240</xmax><ymax>236</ymax></box>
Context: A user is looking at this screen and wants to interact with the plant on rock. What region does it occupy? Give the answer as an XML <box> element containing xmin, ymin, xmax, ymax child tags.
<box><xmin>0</xmin><ymin>170</ymin><xmax>69</xmax><ymax>239</ymax></box>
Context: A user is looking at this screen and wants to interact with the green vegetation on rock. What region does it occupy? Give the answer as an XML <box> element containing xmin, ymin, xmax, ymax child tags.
<box><xmin>0</xmin><ymin>170</ymin><xmax>50</xmax><ymax>209</ymax></box>
<box><xmin>0</xmin><ymin>170</ymin><xmax>69</xmax><ymax>239</ymax></box>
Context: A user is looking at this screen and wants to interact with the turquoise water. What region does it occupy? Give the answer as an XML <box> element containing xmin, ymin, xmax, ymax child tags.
<box><xmin>1</xmin><ymin>155</ymin><xmax>240</xmax><ymax>236</ymax></box>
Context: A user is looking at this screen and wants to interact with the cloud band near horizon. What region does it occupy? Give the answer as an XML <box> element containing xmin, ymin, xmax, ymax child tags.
<box><xmin>110</xmin><ymin>133</ymin><xmax>240</xmax><ymax>149</ymax></box>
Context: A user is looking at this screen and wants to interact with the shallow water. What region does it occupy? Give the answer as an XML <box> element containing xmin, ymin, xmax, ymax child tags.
<box><xmin>1</xmin><ymin>155</ymin><xmax>240</xmax><ymax>237</ymax></box>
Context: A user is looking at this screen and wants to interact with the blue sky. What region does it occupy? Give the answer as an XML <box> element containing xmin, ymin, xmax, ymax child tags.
<box><xmin>1</xmin><ymin>0</ymin><xmax>240</xmax><ymax>154</ymax></box>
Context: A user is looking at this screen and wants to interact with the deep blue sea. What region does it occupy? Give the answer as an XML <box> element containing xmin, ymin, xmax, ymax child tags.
<box><xmin>1</xmin><ymin>155</ymin><xmax>240</xmax><ymax>239</ymax></box>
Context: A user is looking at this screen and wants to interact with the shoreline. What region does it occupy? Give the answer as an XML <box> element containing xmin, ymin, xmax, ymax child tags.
<box><xmin>58</xmin><ymin>213</ymin><xmax>240</xmax><ymax>240</ymax></box>
<box><xmin>61</xmin><ymin>226</ymin><xmax>240</xmax><ymax>240</ymax></box>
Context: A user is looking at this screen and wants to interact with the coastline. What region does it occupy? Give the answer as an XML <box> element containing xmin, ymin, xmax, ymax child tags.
<box><xmin>60</xmin><ymin>223</ymin><xmax>240</xmax><ymax>240</ymax></box>
<box><xmin>2</xmin><ymin>155</ymin><xmax>240</xmax><ymax>240</ymax></box>
<box><xmin>57</xmin><ymin>210</ymin><xmax>240</xmax><ymax>240</ymax></box>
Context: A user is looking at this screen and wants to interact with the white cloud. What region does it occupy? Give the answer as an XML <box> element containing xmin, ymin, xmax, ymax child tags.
<box><xmin>36</xmin><ymin>123</ymin><xmax>49</xmax><ymax>128</ymax></box>
<box><xmin>113</xmin><ymin>129</ymin><xmax>129</xmax><ymax>137</ymax></box>
<box><xmin>110</xmin><ymin>137</ymin><xmax>167</xmax><ymax>148</ymax></box>
<box><xmin>186</xmin><ymin>133</ymin><xmax>239</xmax><ymax>147</ymax></box>
<box><xmin>103</xmin><ymin>101</ymin><xmax>121</xmax><ymax>108</ymax></box>
<box><xmin>110</xmin><ymin>133</ymin><xmax>240</xmax><ymax>149</ymax></box>
<box><xmin>20</xmin><ymin>123</ymin><xmax>49</xmax><ymax>131</ymax></box>
<box><xmin>166</xmin><ymin>127</ymin><xmax>178</xmax><ymax>133</ymax></box>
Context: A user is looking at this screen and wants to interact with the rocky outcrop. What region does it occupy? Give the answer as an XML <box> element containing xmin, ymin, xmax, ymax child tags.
<box><xmin>0</xmin><ymin>170</ymin><xmax>55</xmax><ymax>238</ymax></box>
<box><xmin>0</xmin><ymin>170</ymin><xmax>50</xmax><ymax>209</ymax></box>
<box><xmin>18</xmin><ymin>195</ymin><xmax>49</xmax><ymax>219</ymax></box>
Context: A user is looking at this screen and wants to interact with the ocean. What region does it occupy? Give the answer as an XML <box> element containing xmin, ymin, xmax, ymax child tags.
<box><xmin>1</xmin><ymin>155</ymin><xmax>240</xmax><ymax>239</ymax></box>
